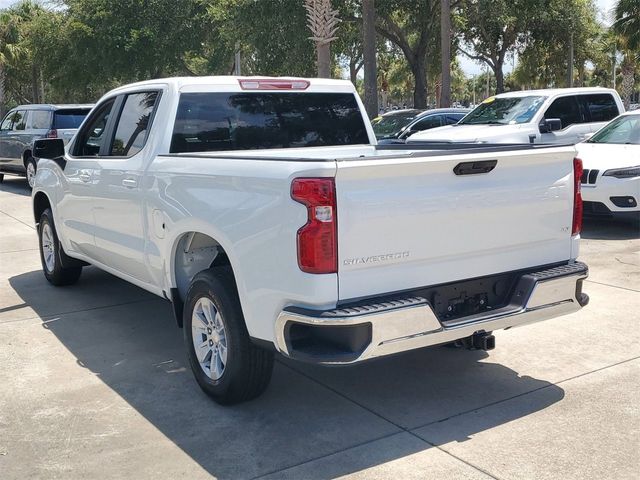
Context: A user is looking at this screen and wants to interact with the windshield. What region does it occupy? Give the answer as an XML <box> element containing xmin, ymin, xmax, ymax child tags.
<box><xmin>371</xmin><ymin>112</ymin><xmax>420</xmax><ymax>138</ymax></box>
<box><xmin>588</xmin><ymin>115</ymin><xmax>640</xmax><ymax>145</ymax></box>
<box><xmin>459</xmin><ymin>96</ymin><xmax>547</xmax><ymax>125</ymax></box>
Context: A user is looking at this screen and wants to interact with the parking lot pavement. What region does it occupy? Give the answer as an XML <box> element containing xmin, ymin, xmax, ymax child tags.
<box><xmin>0</xmin><ymin>175</ymin><xmax>638</xmax><ymax>480</ymax></box>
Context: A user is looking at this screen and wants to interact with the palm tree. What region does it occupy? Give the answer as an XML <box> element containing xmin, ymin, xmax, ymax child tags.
<box><xmin>304</xmin><ymin>0</ymin><xmax>340</xmax><ymax>78</ymax></box>
<box><xmin>0</xmin><ymin>10</ymin><xmax>21</xmax><ymax>115</ymax></box>
<box><xmin>440</xmin><ymin>0</ymin><xmax>451</xmax><ymax>107</ymax></box>
<box><xmin>613</xmin><ymin>0</ymin><xmax>639</xmax><ymax>109</ymax></box>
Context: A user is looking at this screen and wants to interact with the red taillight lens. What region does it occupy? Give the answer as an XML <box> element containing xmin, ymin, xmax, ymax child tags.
<box><xmin>291</xmin><ymin>178</ymin><xmax>337</xmax><ymax>274</ymax></box>
<box><xmin>572</xmin><ymin>157</ymin><xmax>583</xmax><ymax>236</ymax></box>
<box><xmin>46</xmin><ymin>129</ymin><xmax>58</xmax><ymax>138</ymax></box>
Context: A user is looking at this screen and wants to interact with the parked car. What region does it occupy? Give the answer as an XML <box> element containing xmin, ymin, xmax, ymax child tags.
<box><xmin>372</xmin><ymin>108</ymin><xmax>470</xmax><ymax>144</ymax></box>
<box><xmin>575</xmin><ymin>109</ymin><xmax>640</xmax><ymax>219</ymax></box>
<box><xmin>407</xmin><ymin>87</ymin><xmax>624</xmax><ymax>145</ymax></box>
<box><xmin>32</xmin><ymin>76</ymin><xmax>588</xmax><ymax>404</ymax></box>
<box><xmin>0</xmin><ymin>104</ymin><xmax>93</xmax><ymax>187</ymax></box>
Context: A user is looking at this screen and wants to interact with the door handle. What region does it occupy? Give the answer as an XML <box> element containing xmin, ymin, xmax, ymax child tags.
<box><xmin>453</xmin><ymin>160</ymin><xmax>498</xmax><ymax>176</ymax></box>
<box><xmin>122</xmin><ymin>178</ymin><xmax>138</xmax><ymax>188</ymax></box>
<box><xmin>78</xmin><ymin>172</ymin><xmax>91</xmax><ymax>182</ymax></box>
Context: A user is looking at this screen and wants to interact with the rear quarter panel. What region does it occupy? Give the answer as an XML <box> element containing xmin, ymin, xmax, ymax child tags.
<box><xmin>145</xmin><ymin>155</ymin><xmax>339</xmax><ymax>342</ymax></box>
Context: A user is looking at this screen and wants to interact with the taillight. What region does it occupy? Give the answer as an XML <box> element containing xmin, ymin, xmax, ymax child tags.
<box><xmin>572</xmin><ymin>157</ymin><xmax>583</xmax><ymax>236</ymax></box>
<box><xmin>46</xmin><ymin>129</ymin><xmax>58</xmax><ymax>138</ymax></box>
<box><xmin>291</xmin><ymin>178</ymin><xmax>337</xmax><ymax>274</ymax></box>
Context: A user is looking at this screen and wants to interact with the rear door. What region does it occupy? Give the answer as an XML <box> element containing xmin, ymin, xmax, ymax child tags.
<box><xmin>335</xmin><ymin>146</ymin><xmax>576</xmax><ymax>300</ymax></box>
<box><xmin>580</xmin><ymin>93</ymin><xmax>620</xmax><ymax>133</ymax></box>
<box><xmin>541</xmin><ymin>95</ymin><xmax>591</xmax><ymax>144</ymax></box>
<box><xmin>91</xmin><ymin>91</ymin><xmax>160</xmax><ymax>283</ymax></box>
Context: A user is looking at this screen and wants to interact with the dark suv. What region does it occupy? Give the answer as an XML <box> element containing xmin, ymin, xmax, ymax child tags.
<box><xmin>0</xmin><ymin>104</ymin><xmax>93</xmax><ymax>187</ymax></box>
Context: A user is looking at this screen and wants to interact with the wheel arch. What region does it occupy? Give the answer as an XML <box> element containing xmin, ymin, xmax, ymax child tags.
<box><xmin>169</xmin><ymin>230</ymin><xmax>239</xmax><ymax>328</ymax></box>
<box><xmin>33</xmin><ymin>191</ymin><xmax>52</xmax><ymax>225</ymax></box>
<box><xmin>23</xmin><ymin>149</ymin><xmax>34</xmax><ymax>167</ymax></box>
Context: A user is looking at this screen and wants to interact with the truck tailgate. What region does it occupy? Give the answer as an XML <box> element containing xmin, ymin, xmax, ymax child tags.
<box><xmin>335</xmin><ymin>146</ymin><xmax>577</xmax><ymax>300</ymax></box>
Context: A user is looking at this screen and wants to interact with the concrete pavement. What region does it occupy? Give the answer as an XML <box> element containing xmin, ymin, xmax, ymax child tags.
<box><xmin>0</xmin><ymin>175</ymin><xmax>638</xmax><ymax>479</ymax></box>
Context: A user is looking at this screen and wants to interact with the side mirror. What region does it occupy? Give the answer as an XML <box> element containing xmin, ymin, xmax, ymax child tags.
<box><xmin>539</xmin><ymin>118</ymin><xmax>562</xmax><ymax>133</ymax></box>
<box><xmin>34</xmin><ymin>138</ymin><xmax>65</xmax><ymax>160</ymax></box>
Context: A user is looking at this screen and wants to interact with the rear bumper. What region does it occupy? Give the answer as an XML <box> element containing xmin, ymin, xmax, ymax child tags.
<box><xmin>275</xmin><ymin>262</ymin><xmax>589</xmax><ymax>365</ymax></box>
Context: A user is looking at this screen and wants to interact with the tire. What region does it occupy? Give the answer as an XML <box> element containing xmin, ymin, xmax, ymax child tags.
<box><xmin>183</xmin><ymin>266</ymin><xmax>274</xmax><ymax>405</ymax></box>
<box><xmin>26</xmin><ymin>157</ymin><xmax>37</xmax><ymax>189</ymax></box>
<box><xmin>38</xmin><ymin>208</ymin><xmax>83</xmax><ymax>286</ymax></box>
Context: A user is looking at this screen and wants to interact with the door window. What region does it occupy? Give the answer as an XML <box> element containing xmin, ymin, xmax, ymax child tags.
<box><xmin>0</xmin><ymin>113</ymin><xmax>13</xmax><ymax>130</ymax></box>
<box><xmin>74</xmin><ymin>99</ymin><xmax>115</xmax><ymax>156</ymax></box>
<box><xmin>582</xmin><ymin>94</ymin><xmax>619</xmax><ymax>122</ymax></box>
<box><xmin>27</xmin><ymin>110</ymin><xmax>52</xmax><ymax>130</ymax></box>
<box><xmin>110</xmin><ymin>92</ymin><xmax>159</xmax><ymax>156</ymax></box>
<box><xmin>544</xmin><ymin>96</ymin><xmax>584</xmax><ymax>129</ymax></box>
<box><xmin>445</xmin><ymin>114</ymin><xmax>465</xmax><ymax>124</ymax></box>
<box><xmin>11</xmin><ymin>111</ymin><xmax>27</xmax><ymax>131</ymax></box>
<box><xmin>411</xmin><ymin>115</ymin><xmax>442</xmax><ymax>132</ymax></box>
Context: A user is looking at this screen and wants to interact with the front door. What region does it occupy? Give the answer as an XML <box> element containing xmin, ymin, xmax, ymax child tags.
<box><xmin>58</xmin><ymin>99</ymin><xmax>117</xmax><ymax>258</ymax></box>
<box><xmin>91</xmin><ymin>91</ymin><xmax>160</xmax><ymax>284</ymax></box>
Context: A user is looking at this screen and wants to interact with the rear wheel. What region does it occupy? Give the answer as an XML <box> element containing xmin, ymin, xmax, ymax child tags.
<box><xmin>183</xmin><ymin>267</ymin><xmax>274</xmax><ymax>405</ymax></box>
<box><xmin>26</xmin><ymin>157</ymin><xmax>37</xmax><ymax>188</ymax></box>
<box><xmin>38</xmin><ymin>208</ymin><xmax>82</xmax><ymax>286</ymax></box>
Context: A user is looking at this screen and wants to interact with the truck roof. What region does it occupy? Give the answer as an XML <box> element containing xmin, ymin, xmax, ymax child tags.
<box><xmin>494</xmin><ymin>87</ymin><xmax>618</xmax><ymax>98</ymax></box>
<box><xmin>107</xmin><ymin>76</ymin><xmax>356</xmax><ymax>96</ymax></box>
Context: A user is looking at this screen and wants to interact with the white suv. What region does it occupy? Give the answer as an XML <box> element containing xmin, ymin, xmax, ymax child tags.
<box><xmin>407</xmin><ymin>87</ymin><xmax>624</xmax><ymax>145</ymax></box>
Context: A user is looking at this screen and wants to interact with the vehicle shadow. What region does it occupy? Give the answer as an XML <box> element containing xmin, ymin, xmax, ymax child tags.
<box><xmin>581</xmin><ymin>216</ymin><xmax>640</xmax><ymax>240</ymax></box>
<box><xmin>0</xmin><ymin>176</ymin><xmax>30</xmax><ymax>196</ymax></box>
<box><xmin>8</xmin><ymin>268</ymin><xmax>565</xmax><ymax>479</ymax></box>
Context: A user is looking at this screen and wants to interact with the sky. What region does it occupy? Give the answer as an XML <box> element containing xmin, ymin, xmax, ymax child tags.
<box><xmin>0</xmin><ymin>0</ymin><xmax>619</xmax><ymax>76</ymax></box>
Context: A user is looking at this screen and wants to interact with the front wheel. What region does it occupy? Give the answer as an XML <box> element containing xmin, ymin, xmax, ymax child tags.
<box><xmin>38</xmin><ymin>208</ymin><xmax>82</xmax><ymax>286</ymax></box>
<box><xmin>183</xmin><ymin>267</ymin><xmax>274</xmax><ymax>405</ymax></box>
<box><xmin>26</xmin><ymin>157</ymin><xmax>37</xmax><ymax>188</ymax></box>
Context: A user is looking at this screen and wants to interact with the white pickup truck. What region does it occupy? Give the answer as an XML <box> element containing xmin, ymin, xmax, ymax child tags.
<box><xmin>32</xmin><ymin>77</ymin><xmax>589</xmax><ymax>404</ymax></box>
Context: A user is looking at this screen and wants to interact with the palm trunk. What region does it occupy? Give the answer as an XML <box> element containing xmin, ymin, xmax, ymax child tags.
<box><xmin>317</xmin><ymin>43</ymin><xmax>331</xmax><ymax>78</ymax></box>
<box><xmin>439</xmin><ymin>0</ymin><xmax>451</xmax><ymax>107</ymax></box>
<box><xmin>0</xmin><ymin>63</ymin><xmax>5</xmax><ymax>117</ymax></box>
<box><xmin>621</xmin><ymin>61</ymin><xmax>634</xmax><ymax>110</ymax></box>
<box><xmin>362</xmin><ymin>0</ymin><xmax>378</xmax><ymax>117</ymax></box>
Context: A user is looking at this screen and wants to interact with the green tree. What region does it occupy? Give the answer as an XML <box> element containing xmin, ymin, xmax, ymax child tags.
<box><xmin>374</xmin><ymin>0</ymin><xmax>441</xmax><ymax>108</ymax></box>
<box><xmin>613</xmin><ymin>0</ymin><xmax>640</xmax><ymax>108</ymax></box>
<box><xmin>458</xmin><ymin>0</ymin><xmax>537</xmax><ymax>93</ymax></box>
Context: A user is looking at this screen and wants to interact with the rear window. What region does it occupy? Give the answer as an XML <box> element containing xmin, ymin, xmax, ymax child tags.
<box><xmin>53</xmin><ymin>109</ymin><xmax>91</xmax><ymax>129</ymax></box>
<box><xmin>170</xmin><ymin>92</ymin><xmax>369</xmax><ymax>153</ymax></box>
<box><xmin>582</xmin><ymin>94</ymin><xmax>619</xmax><ymax>122</ymax></box>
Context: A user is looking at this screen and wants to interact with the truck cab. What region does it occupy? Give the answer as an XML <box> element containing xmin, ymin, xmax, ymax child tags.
<box><xmin>407</xmin><ymin>87</ymin><xmax>624</xmax><ymax>145</ymax></box>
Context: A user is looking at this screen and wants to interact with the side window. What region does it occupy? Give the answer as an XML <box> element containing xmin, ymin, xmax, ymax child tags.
<box><xmin>446</xmin><ymin>114</ymin><xmax>464</xmax><ymax>125</ymax></box>
<box><xmin>0</xmin><ymin>112</ymin><xmax>13</xmax><ymax>130</ymax></box>
<box><xmin>583</xmin><ymin>94</ymin><xmax>619</xmax><ymax>122</ymax></box>
<box><xmin>544</xmin><ymin>96</ymin><xmax>583</xmax><ymax>129</ymax></box>
<box><xmin>74</xmin><ymin>100</ymin><xmax>115</xmax><ymax>156</ymax></box>
<box><xmin>11</xmin><ymin>111</ymin><xmax>27</xmax><ymax>131</ymax></box>
<box><xmin>412</xmin><ymin>115</ymin><xmax>442</xmax><ymax>131</ymax></box>
<box><xmin>27</xmin><ymin>110</ymin><xmax>52</xmax><ymax>130</ymax></box>
<box><xmin>110</xmin><ymin>91</ymin><xmax>159</xmax><ymax>157</ymax></box>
